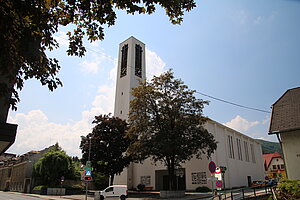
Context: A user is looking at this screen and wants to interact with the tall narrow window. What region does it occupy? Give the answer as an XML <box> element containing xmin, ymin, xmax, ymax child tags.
<box><xmin>120</xmin><ymin>44</ymin><xmax>128</xmax><ymax>78</ymax></box>
<box><xmin>250</xmin><ymin>143</ymin><xmax>256</xmax><ymax>163</ymax></box>
<box><xmin>237</xmin><ymin>138</ymin><xmax>243</xmax><ymax>160</ymax></box>
<box><xmin>227</xmin><ymin>135</ymin><xmax>235</xmax><ymax>159</ymax></box>
<box><xmin>135</xmin><ymin>44</ymin><xmax>143</xmax><ymax>78</ymax></box>
<box><xmin>244</xmin><ymin>141</ymin><xmax>250</xmax><ymax>162</ymax></box>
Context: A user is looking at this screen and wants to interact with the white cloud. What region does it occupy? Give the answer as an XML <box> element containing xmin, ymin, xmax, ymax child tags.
<box><xmin>6</xmin><ymin>47</ymin><xmax>166</xmax><ymax>157</ymax></box>
<box><xmin>146</xmin><ymin>48</ymin><xmax>166</xmax><ymax>80</ymax></box>
<box><xmin>8</xmin><ymin>110</ymin><xmax>90</xmax><ymax>157</ymax></box>
<box><xmin>79</xmin><ymin>50</ymin><xmax>116</xmax><ymax>74</ymax></box>
<box><xmin>7</xmin><ymin>82</ymin><xmax>115</xmax><ymax>157</ymax></box>
<box><xmin>223</xmin><ymin>115</ymin><xmax>259</xmax><ymax>132</ymax></box>
<box><xmin>79</xmin><ymin>52</ymin><xmax>103</xmax><ymax>74</ymax></box>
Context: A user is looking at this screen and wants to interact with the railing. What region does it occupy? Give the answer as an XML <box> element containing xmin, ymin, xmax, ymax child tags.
<box><xmin>213</xmin><ymin>184</ymin><xmax>276</xmax><ymax>200</ymax></box>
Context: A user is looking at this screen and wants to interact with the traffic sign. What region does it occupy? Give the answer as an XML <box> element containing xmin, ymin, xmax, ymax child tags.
<box><xmin>216</xmin><ymin>180</ymin><xmax>223</xmax><ymax>188</ymax></box>
<box><xmin>85</xmin><ymin>170</ymin><xmax>92</xmax><ymax>177</ymax></box>
<box><xmin>215</xmin><ymin>167</ymin><xmax>221</xmax><ymax>174</ymax></box>
<box><xmin>209</xmin><ymin>161</ymin><xmax>216</xmax><ymax>173</ymax></box>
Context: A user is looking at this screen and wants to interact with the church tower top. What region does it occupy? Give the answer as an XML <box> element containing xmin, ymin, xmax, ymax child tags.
<box><xmin>114</xmin><ymin>37</ymin><xmax>146</xmax><ymax>120</ymax></box>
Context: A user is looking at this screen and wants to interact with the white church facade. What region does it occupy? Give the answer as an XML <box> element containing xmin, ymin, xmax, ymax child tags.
<box><xmin>113</xmin><ymin>36</ymin><xmax>264</xmax><ymax>190</ymax></box>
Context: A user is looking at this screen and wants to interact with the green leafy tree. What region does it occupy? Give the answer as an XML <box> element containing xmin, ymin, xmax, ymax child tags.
<box><xmin>34</xmin><ymin>146</ymin><xmax>78</xmax><ymax>186</ymax></box>
<box><xmin>80</xmin><ymin>114</ymin><xmax>132</xmax><ymax>185</ymax></box>
<box><xmin>127</xmin><ymin>70</ymin><xmax>217</xmax><ymax>190</ymax></box>
<box><xmin>0</xmin><ymin>0</ymin><xmax>196</xmax><ymax>113</ymax></box>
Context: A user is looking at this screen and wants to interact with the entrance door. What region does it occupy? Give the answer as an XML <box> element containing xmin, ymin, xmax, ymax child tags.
<box><xmin>24</xmin><ymin>179</ymin><xmax>31</xmax><ymax>193</ymax></box>
<box><xmin>247</xmin><ymin>176</ymin><xmax>252</xmax><ymax>187</ymax></box>
<box><xmin>156</xmin><ymin>169</ymin><xmax>186</xmax><ymax>190</ymax></box>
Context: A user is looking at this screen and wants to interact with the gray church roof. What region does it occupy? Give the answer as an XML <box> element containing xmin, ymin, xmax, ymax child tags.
<box><xmin>269</xmin><ymin>87</ymin><xmax>300</xmax><ymax>134</ymax></box>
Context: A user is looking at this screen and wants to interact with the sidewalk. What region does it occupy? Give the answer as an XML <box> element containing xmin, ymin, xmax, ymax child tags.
<box><xmin>11</xmin><ymin>191</ymin><xmax>213</xmax><ymax>200</ymax></box>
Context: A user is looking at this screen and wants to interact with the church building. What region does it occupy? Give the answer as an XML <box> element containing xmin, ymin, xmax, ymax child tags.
<box><xmin>113</xmin><ymin>36</ymin><xmax>264</xmax><ymax>190</ymax></box>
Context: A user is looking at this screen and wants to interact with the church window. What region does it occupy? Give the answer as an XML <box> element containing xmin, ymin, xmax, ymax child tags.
<box><xmin>135</xmin><ymin>44</ymin><xmax>143</xmax><ymax>78</ymax></box>
<box><xmin>120</xmin><ymin>44</ymin><xmax>128</xmax><ymax>78</ymax></box>
<box><xmin>250</xmin><ymin>143</ymin><xmax>256</xmax><ymax>163</ymax></box>
<box><xmin>120</xmin><ymin>110</ymin><xmax>122</xmax><ymax>114</ymax></box>
<box><xmin>244</xmin><ymin>141</ymin><xmax>250</xmax><ymax>162</ymax></box>
<box><xmin>237</xmin><ymin>138</ymin><xmax>243</xmax><ymax>160</ymax></box>
<box><xmin>227</xmin><ymin>135</ymin><xmax>235</xmax><ymax>159</ymax></box>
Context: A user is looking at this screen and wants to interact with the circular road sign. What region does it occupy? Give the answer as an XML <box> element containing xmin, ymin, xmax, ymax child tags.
<box><xmin>209</xmin><ymin>161</ymin><xmax>216</xmax><ymax>173</ymax></box>
<box><xmin>216</xmin><ymin>180</ymin><xmax>223</xmax><ymax>188</ymax></box>
<box><xmin>215</xmin><ymin>167</ymin><xmax>221</xmax><ymax>174</ymax></box>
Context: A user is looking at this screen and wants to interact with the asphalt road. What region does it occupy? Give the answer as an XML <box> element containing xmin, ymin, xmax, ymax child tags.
<box><xmin>0</xmin><ymin>191</ymin><xmax>42</xmax><ymax>200</ymax></box>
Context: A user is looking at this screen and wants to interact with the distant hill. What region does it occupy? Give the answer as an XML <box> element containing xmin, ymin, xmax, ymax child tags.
<box><xmin>256</xmin><ymin>139</ymin><xmax>283</xmax><ymax>155</ymax></box>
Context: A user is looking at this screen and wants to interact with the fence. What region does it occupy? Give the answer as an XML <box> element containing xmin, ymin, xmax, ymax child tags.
<box><xmin>214</xmin><ymin>184</ymin><xmax>275</xmax><ymax>200</ymax></box>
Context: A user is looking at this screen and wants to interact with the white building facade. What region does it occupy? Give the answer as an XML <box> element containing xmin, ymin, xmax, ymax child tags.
<box><xmin>113</xmin><ymin>37</ymin><xmax>264</xmax><ymax>190</ymax></box>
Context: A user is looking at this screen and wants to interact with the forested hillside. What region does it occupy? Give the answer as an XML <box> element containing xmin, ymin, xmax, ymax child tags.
<box><xmin>256</xmin><ymin>139</ymin><xmax>282</xmax><ymax>155</ymax></box>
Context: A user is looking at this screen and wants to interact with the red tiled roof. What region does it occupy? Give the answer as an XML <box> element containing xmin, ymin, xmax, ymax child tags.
<box><xmin>262</xmin><ymin>152</ymin><xmax>282</xmax><ymax>170</ymax></box>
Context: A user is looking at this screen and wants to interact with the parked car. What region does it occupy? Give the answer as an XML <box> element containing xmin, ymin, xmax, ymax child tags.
<box><xmin>265</xmin><ymin>179</ymin><xmax>277</xmax><ymax>185</ymax></box>
<box><xmin>94</xmin><ymin>185</ymin><xmax>128</xmax><ymax>200</ymax></box>
<box><xmin>251</xmin><ymin>180</ymin><xmax>265</xmax><ymax>187</ymax></box>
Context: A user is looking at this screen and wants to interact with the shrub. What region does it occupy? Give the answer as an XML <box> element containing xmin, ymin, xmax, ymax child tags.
<box><xmin>33</xmin><ymin>185</ymin><xmax>48</xmax><ymax>190</ymax></box>
<box><xmin>137</xmin><ymin>184</ymin><xmax>145</xmax><ymax>191</ymax></box>
<box><xmin>195</xmin><ymin>186</ymin><xmax>211</xmax><ymax>192</ymax></box>
<box><xmin>277</xmin><ymin>179</ymin><xmax>300</xmax><ymax>199</ymax></box>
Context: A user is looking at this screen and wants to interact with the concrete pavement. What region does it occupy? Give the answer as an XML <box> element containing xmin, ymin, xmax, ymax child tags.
<box><xmin>7</xmin><ymin>191</ymin><xmax>213</xmax><ymax>200</ymax></box>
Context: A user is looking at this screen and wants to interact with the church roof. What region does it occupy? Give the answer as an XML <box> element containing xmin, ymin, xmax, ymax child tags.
<box><xmin>269</xmin><ymin>87</ymin><xmax>300</xmax><ymax>134</ymax></box>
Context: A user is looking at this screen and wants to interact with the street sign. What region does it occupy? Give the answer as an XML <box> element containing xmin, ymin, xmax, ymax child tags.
<box><xmin>216</xmin><ymin>180</ymin><xmax>223</xmax><ymax>188</ymax></box>
<box><xmin>84</xmin><ymin>167</ymin><xmax>93</xmax><ymax>171</ymax></box>
<box><xmin>215</xmin><ymin>167</ymin><xmax>221</xmax><ymax>174</ymax></box>
<box><xmin>209</xmin><ymin>161</ymin><xmax>216</xmax><ymax>173</ymax></box>
<box><xmin>85</xmin><ymin>170</ymin><xmax>92</xmax><ymax>177</ymax></box>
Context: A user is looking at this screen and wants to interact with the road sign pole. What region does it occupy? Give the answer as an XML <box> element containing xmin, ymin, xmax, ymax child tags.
<box><xmin>85</xmin><ymin>182</ymin><xmax>88</xmax><ymax>200</ymax></box>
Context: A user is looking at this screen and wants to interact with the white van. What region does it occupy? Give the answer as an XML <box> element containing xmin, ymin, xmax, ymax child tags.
<box><xmin>94</xmin><ymin>185</ymin><xmax>128</xmax><ymax>200</ymax></box>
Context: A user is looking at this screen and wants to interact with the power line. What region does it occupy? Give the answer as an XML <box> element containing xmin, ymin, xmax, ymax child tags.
<box><xmin>195</xmin><ymin>91</ymin><xmax>271</xmax><ymax>114</ymax></box>
<box><xmin>54</xmin><ymin>34</ymin><xmax>271</xmax><ymax>114</ymax></box>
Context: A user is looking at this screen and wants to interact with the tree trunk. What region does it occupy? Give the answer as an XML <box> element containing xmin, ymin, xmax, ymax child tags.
<box><xmin>167</xmin><ymin>159</ymin><xmax>176</xmax><ymax>191</ymax></box>
<box><xmin>0</xmin><ymin>74</ymin><xmax>13</xmax><ymax>123</ymax></box>
<box><xmin>110</xmin><ymin>174</ymin><xmax>114</xmax><ymax>186</ymax></box>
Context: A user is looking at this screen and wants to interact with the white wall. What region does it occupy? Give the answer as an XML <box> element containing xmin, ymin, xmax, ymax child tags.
<box><xmin>114</xmin><ymin>120</ymin><xmax>265</xmax><ymax>190</ymax></box>
<box><xmin>281</xmin><ymin>130</ymin><xmax>300</xmax><ymax>180</ymax></box>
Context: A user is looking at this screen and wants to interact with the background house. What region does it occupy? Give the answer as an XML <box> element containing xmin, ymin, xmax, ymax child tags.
<box><xmin>262</xmin><ymin>152</ymin><xmax>286</xmax><ymax>180</ymax></box>
<box><xmin>269</xmin><ymin>87</ymin><xmax>300</xmax><ymax>180</ymax></box>
<box><xmin>0</xmin><ymin>146</ymin><xmax>52</xmax><ymax>192</ymax></box>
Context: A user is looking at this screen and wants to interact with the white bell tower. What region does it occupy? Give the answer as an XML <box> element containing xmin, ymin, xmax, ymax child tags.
<box><xmin>113</xmin><ymin>37</ymin><xmax>146</xmax><ymax>188</ymax></box>
<box><xmin>114</xmin><ymin>36</ymin><xmax>146</xmax><ymax>120</ymax></box>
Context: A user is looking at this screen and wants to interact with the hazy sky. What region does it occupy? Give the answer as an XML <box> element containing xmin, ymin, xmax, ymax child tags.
<box><xmin>7</xmin><ymin>0</ymin><xmax>300</xmax><ymax>157</ymax></box>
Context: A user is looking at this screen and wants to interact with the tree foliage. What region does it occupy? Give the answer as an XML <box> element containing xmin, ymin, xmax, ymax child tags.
<box><xmin>34</xmin><ymin>145</ymin><xmax>79</xmax><ymax>186</ymax></box>
<box><xmin>80</xmin><ymin>114</ymin><xmax>132</xmax><ymax>185</ymax></box>
<box><xmin>127</xmin><ymin>70</ymin><xmax>217</xmax><ymax>190</ymax></box>
<box><xmin>0</xmin><ymin>0</ymin><xmax>196</xmax><ymax>110</ymax></box>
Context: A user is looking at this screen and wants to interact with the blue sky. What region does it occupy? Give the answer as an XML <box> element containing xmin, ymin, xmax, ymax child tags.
<box><xmin>7</xmin><ymin>0</ymin><xmax>300</xmax><ymax>157</ymax></box>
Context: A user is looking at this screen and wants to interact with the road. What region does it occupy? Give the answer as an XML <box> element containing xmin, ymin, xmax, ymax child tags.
<box><xmin>0</xmin><ymin>191</ymin><xmax>43</xmax><ymax>200</ymax></box>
